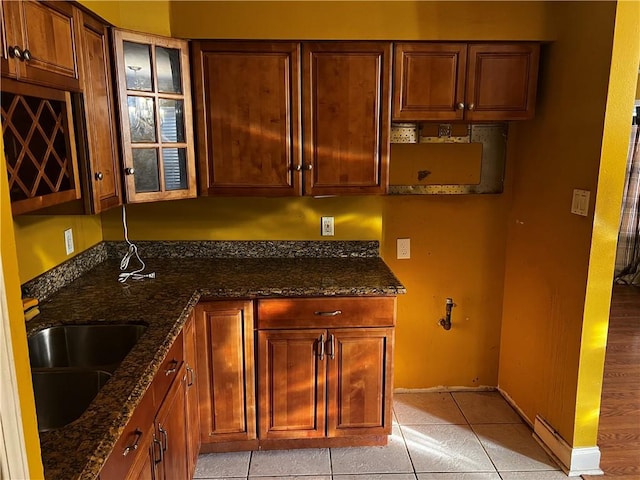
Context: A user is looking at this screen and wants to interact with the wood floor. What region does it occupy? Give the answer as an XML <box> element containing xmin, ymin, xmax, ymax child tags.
<box><xmin>583</xmin><ymin>284</ymin><xmax>640</xmax><ymax>479</ymax></box>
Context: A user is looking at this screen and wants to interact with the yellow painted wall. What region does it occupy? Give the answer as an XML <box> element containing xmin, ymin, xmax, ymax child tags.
<box><xmin>101</xmin><ymin>197</ymin><xmax>382</xmax><ymax>241</ymax></box>
<box><xmin>1</xmin><ymin>143</ymin><xmax>44</xmax><ymax>477</ymax></box>
<box><xmin>77</xmin><ymin>1</ymin><xmax>171</xmax><ymax>36</ymax></box>
<box><xmin>13</xmin><ymin>215</ymin><xmax>102</xmax><ymax>283</ymax></box>
<box><xmin>498</xmin><ymin>1</ymin><xmax>639</xmax><ymax>447</ymax></box>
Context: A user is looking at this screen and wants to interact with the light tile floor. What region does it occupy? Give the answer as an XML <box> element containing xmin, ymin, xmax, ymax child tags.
<box><xmin>194</xmin><ymin>391</ymin><xmax>565</xmax><ymax>479</ymax></box>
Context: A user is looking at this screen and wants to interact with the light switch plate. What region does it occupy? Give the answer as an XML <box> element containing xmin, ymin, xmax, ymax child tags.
<box><xmin>571</xmin><ymin>189</ymin><xmax>590</xmax><ymax>216</ymax></box>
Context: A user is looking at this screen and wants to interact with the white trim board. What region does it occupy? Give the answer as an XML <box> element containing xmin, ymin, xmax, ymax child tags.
<box><xmin>0</xmin><ymin>257</ymin><xmax>30</xmax><ymax>480</ymax></box>
<box><xmin>533</xmin><ymin>415</ymin><xmax>603</xmax><ymax>477</ymax></box>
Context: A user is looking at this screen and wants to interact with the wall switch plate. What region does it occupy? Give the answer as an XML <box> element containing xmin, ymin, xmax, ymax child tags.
<box><xmin>571</xmin><ymin>189</ymin><xmax>590</xmax><ymax>216</ymax></box>
<box><xmin>321</xmin><ymin>216</ymin><xmax>334</xmax><ymax>236</ymax></box>
<box><xmin>397</xmin><ymin>238</ymin><xmax>410</xmax><ymax>259</ymax></box>
<box><xmin>64</xmin><ymin>228</ymin><xmax>74</xmax><ymax>255</ymax></box>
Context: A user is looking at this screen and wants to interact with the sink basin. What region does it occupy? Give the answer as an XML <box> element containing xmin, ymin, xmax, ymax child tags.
<box><xmin>28</xmin><ymin>323</ymin><xmax>146</xmax><ymax>372</ymax></box>
<box><xmin>32</xmin><ymin>369</ymin><xmax>112</xmax><ymax>432</ymax></box>
<box><xmin>28</xmin><ymin>323</ymin><xmax>146</xmax><ymax>432</ymax></box>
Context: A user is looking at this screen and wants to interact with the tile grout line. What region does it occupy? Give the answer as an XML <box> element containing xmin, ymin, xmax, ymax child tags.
<box><xmin>394</xmin><ymin>405</ymin><xmax>420</xmax><ymax>478</ymax></box>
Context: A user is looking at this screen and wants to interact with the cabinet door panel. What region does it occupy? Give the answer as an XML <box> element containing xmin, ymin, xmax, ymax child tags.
<box><xmin>75</xmin><ymin>11</ymin><xmax>122</xmax><ymax>213</ymax></box>
<box><xmin>466</xmin><ymin>43</ymin><xmax>539</xmax><ymax>121</ymax></box>
<box><xmin>303</xmin><ymin>42</ymin><xmax>390</xmax><ymax>195</ymax></box>
<box><xmin>393</xmin><ymin>43</ymin><xmax>467</xmax><ymax>121</ymax></box>
<box><xmin>327</xmin><ymin>328</ymin><xmax>393</xmax><ymax>437</ymax></box>
<box><xmin>155</xmin><ymin>366</ymin><xmax>189</xmax><ymax>480</ymax></box>
<box><xmin>196</xmin><ymin>301</ymin><xmax>256</xmax><ymax>443</ymax></box>
<box><xmin>183</xmin><ymin>312</ymin><xmax>200</xmax><ymax>477</ymax></box>
<box><xmin>3</xmin><ymin>0</ymin><xmax>79</xmax><ymax>90</ymax></box>
<box><xmin>258</xmin><ymin>329</ymin><xmax>326</xmax><ymax>439</ymax></box>
<box><xmin>193</xmin><ymin>41</ymin><xmax>302</xmax><ymax>196</ymax></box>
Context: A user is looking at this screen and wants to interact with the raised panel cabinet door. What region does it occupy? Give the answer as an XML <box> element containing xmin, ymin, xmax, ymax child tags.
<box><xmin>75</xmin><ymin>10</ymin><xmax>122</xmax><ymax>213</ymax></box>
<box><xmin>392</xmin><ymin>43</ymin><xmax>467</xmax><ymax>121</ymax></box>
<box><xmin>326</xmin><ymin>328</ymin><xmax>394</xmax><ymax>437</ymax></box>
<box><xmin>195</xmin><ymin>301</ymin><xmax>256</xmax><ymax>443</ymax></box>
<box><xmin>302</xmin><ymin>42</ymin><xmax>391</xmax><ymax>195</ymax></box>
<box><xmin>2</xmin><ymin>0</ymin><xmax>79</xmax><ymax>90</ymax></box>
<box><xmin>123</xmin><ymin>424</ymin><xmax>157</xmax><ymax>480</ymax></box>
<box><xmin>183</xmin><ymin>311</ymin><xmax>200</xmax><ymax>476</ymax></box>
<box><xmin>465</xmin><ymin>43</ymin><xmax>540</xmax><ymax>121</ymax></box>
<box><xmin>155</xmin><ymin>364</ymin><xmax>189</xmax><ymax>480</ymax></box>
<box><xmin>192</xmin><ymin>41</ymin><xmax>302</xmax><ymax>196</ymax></box>
<box><xmin>258</xmin><ymin>329</ymin><xmax>327</xmax><ymax>439</ymax></box>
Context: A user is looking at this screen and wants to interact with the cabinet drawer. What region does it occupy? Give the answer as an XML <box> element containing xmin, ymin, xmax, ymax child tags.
<box><xmin>257</xmin><ymin>297</ymin><xmax>396</xmax><ymax>329</ymax></box>
<box><xmin>99</xmin><ymin>384</ymin><xmax>155</xmax><ymax>479</ymax></box>
<box><xmin>152</xmin><ymin>332</ymin><xmax>184</xmax><ymax>407</ymax></box>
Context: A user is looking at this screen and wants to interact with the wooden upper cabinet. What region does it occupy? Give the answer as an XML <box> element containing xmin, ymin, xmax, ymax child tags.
<box><xmin>2</xmin><ymin>0</ymin><xmax>80</xmax><ymax>91</ymax></box>
<box><xmin>465</xmin><ymin>43</ymin><xmax>540</xmax><ymax>121</ymax></box>
<box><xmin>393</xmin><ymin>43</ymin><xmax>467</xmax><ymax>122</ymax></box>
<box><xmin>303</xmin><ymin>42</ymin><xmax>391</xmax><ymax>195</ymax></box>
<box><xmin>192</xmin><ymin>41</ymin><xmax>302</xmax><ymax>196</ymax></box>
<box><xmin>112</xmin><ymin>29</ymin><xmax>196</xmax><ymax>203</ymax></box>
<box><xmin>74</xmin><ymin>10</ymin><xmax>122</xmax><ymax>214</ymax></box>
<box><xmin>393</xmin><ymin>42</ymin><xmax>540</xmax><ymax>121</ymax></box>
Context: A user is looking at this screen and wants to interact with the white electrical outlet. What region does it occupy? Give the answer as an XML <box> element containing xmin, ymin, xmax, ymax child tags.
<box><xmin>321</xmin><ymin>216</ymin><xmax>335</xmax><ymax>236</ymax></box>
<box><xmin>64</xmin><ymin>228</ymin><xmax>74</xmax><ymax>255</ymax></box>
<box><xmin>397</xmin><ymin>238</ymin><xmax>410</xmax><ymax>259</ymax></box>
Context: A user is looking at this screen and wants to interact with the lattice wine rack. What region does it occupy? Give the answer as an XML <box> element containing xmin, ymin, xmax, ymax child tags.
<box><xmin>1</xmin><ymin>83</ymin><xmax>80</xmax><ymax>215</ymax></box>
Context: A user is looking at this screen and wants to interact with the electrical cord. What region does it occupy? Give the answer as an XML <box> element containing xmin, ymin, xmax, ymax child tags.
<box><xmin>118</xmin><ymin>205</ymin><xmax>156</xmax><ymax>283</ymax></box>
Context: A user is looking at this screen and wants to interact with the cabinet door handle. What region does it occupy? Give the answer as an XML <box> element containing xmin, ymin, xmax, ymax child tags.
<box><xmin>95</xmin><ymin>172</ymin><xmax>104</xmax><ymax>181</ymax></box>
<box><xmin>293</xmin><ymin>164</ymin><xmax>302</xmax><ymax>171</ymax></box>
<box><xmin>186</xmin><ymin>365</ymin><xmax>195</xmax><ymax>387</ymax></box>
<box><xmin>328</xmin><ymin>334</ymin><xmax>335</xmax><ymax>360</ymax></box>
<box><xmin>314</xmin><ymin>310</ymin><xmax>342</xmax><ymax>317</ymax></box>
<box><xmin>22</xmin><ymin>49</ymin><xmax>32</xmax><ymax>61</ymax></box>
<box><xmin>164</xmin><ymin>359</ymin><xmax>178</xmax><ymax>376</ymax></box>
<box><xmin>457</xmin><ymin>102</ymin><xmax>465</xmax><ymax>110</ymax></box>
<box><xmin>9</xmin><ymin>46</ymin><xmax>23</xmax><ymax>60</ymax></box>
<box><xmin>152</xmin><ymin>434</ymin><xmax>163</xmax><ymax>464</ymax></box>
<box><xmin>305</xmin><ymin>163</ymin><xmax>313</xmax><ymax>171</ymax></box>
<box><xmin>122</xmin><ymin>429</ymin><xmax>143</xmax><ymax>456</ymax></box>
<box><xmin>468</xmin><ymin>103</ymin><xmax>475</xmax><ymax>111</ymax></box>
<box><xmin>318</xmin><ymin>333</ymin><xmax>325</xmax><ymax>360</ymax></box>
<box><xmin>124</xmin><ymin>167</ymin><xmax>135</xmax><ymax>175</ymax></box>
<box><xmin>158</xmin><ymin>425</ymin><xmax>168</xmax><ymax>452</ymax></box>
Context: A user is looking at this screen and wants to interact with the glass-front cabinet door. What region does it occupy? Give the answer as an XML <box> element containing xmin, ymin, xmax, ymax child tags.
<box><xmin>112</xmin><ymin>29</ymin><xmax>196</xmax><ymax>202</ymax></box>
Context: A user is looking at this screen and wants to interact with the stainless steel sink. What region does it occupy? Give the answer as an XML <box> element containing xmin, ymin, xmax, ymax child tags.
<box><xmin>28</xmin><ymin>323</ymin><xmax>146</xmax><ymax>432</ymax></box>
<box><xmin>28</xmin><ymin>323</ymin><xmax>146</xmax><ymax>372</ymax></box>
<box><xmin>31</xmin><ymin>369</ymin><xmax>112</xmax><ymax>432</ymax></box>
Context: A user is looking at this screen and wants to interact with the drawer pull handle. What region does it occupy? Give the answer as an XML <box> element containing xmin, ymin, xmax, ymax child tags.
<box><xmin>164</xmin><ymin>359</ymin><xmax>178</xmax><ymax>376</ymax></box>
<box><xmin>328</xmin><ymin>334</ymin><xmax>335</xmax><ymax>360</ymax></box>
<box><xmin>314</xmin><ymin>310</ymin><xmax>342</xmax><ymax>317</ymax></box>
<box><xmin>318</xmin><ymin>333</ymin><xmax>325</xmax><ymax>360</ymax></box>
<box><xmin>122</xmin><ymin>429</ymin><xmax>143</xmax><ymax>456</ymax></box>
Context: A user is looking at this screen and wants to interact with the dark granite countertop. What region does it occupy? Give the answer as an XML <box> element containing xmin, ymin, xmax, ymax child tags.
<box><xmin>25</xmin><ymin>244</ymin><xmax>405</xmax><ymax>480</ymax></box>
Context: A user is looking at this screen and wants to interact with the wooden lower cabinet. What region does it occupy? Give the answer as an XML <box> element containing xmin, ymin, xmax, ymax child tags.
<box><xmin>183</xmin><ymin>312</ymin><xmax>201</xmax><ymax>475</ymax></box>
<box><xmin>155</xmin><ymin>363</ymin><xmax>189</xmax><ymax>480</ymax></box>
<box><xmin>195</xmin><ymin>300</ymin><xmax>257</xmax><ymax>450</ymax></box>
<box><xmin>124</xmin><ymin>423</ymin><xmax>156</xmax><ymax>480</ymax></box>
<box><xmin>256</xmin><ymin>297</ymin><xmax>396</xmax><ymax>446</ymax></box>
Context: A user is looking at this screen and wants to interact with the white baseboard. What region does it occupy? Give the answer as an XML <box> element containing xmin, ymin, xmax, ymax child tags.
<box><xmin>533</xmin><ymin>415</ymin><xmax>603</xmax><ymax>477</ymax></box>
